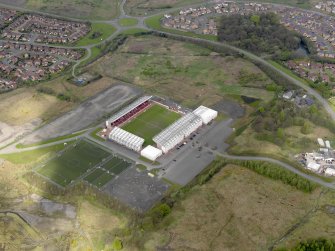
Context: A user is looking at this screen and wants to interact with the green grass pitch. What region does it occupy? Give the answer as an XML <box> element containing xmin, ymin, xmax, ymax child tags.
<box><xmin>122</xmin><ymin>104</ymin><xmax>181</xmax><ymax>145</ymax></box>
<box><xmin>37</xmin><ymin>140</ymin><xmax>110</xmax><ymax>187</ymax></box>
<box><xmin>84</xmin><ymin>169</ymin><xmax>115</xmax><ymax>188</ymax></box>
<box><xmin>101</xmin><ymin>157</ymin><xmax>131</xmax><ymax>175</ymax></box>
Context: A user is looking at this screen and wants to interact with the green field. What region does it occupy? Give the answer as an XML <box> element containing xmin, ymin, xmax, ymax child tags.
<box><xmin>37</xmin><ymin>140</ymin><xmax>110</xmax><ymax>187</ymax></box>
<box><xmin>84</xmin><ymin>169</ymin><xmax>115</xmax><ymax>188</ymax></box>
<box><xmin>76</xmin><ymin>23</ymin><xmax>116</xmax><ymax>46</ymax></box>
<box><xmin>118</xmin><ymin>18</ymin><xmax>138</xmax><ymax>27</ymax></box>
<box><xmin>83</xmin><ymin>156</ymin><xmax>131</xmax><ymax>187</ymax></box>
<box><xmin>122</xmin><ymin>104</ymin><xmax>181</xmax><ymax>145</ymax></box>
<box><xmin>101</xmin><ymin>157</ymin><xmax>131</xmax><ymax>175</ymax></box>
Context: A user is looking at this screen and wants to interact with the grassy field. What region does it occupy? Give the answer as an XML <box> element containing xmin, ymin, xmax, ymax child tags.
<box><xmin>118</xmin><ymin>18</ymin><xmax>138</xmax><ymax>27</ymax></box>
<box><xmin>84</xmin><ymin>169</ymin><xmax>115</xmax><ymax>188</ymax></box>
<box><xmin>22</xmin><ymin>0</ymin><xmax>120</xmax><ymax>20</ymax></box>
<box><xmin>36</xmin><ymin>140</ymin><xmax>110</xmax><ymax>187</ymax></box>
<box><xmin>0</xmin><ymin>142</ymin><xmax>73</xmax><ymax>165</ymax></box>
<box><xmin>88</xmin><ymin>35</ymin><xmax>275</xmax><ymax>108</ymax></box>
<box><xmin>101</xmin><ymin>157</ymin><xmax>131</xmax><ymax>175</ymax></box>
<box><xmin>122</xmin><ymin>104</ymin><xmax>181</xmax><ymax>145</ymax></box>
<box><xmin>141</xmin><ymin>164</ymin><xmax>333</xmax><ymax>250</ymax></box>
<box><xmin>125</xmin><ymin>0</ymin><xmax>206</xmax><ymax>16</ymax></box>
<box><xmin>0</xmin><ymin>212</ymin><xmax>41</xmax><ymax>248</ymax></box>
<box><xmin>76</xmin><ymin>23</ymin><xmax>116</xmax><ymax>46</ymax></box>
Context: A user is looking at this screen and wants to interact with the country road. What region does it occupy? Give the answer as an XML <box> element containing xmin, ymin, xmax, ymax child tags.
<box><xmin>1</xmin><ymin>0</ymin><xmax>335</xmax><ymax>189</ymax></box>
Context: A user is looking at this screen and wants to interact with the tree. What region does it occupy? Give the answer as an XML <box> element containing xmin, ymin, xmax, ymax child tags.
<box><xmin>112</xmin><ymin>238</ymin><xmax>123</xmax><ymax>250</ymax></box>
<box><xmin>250</xmin><ymin>14</ymin><xmax>260</xmax><ymax>25</ymax></box>
<box><xmin>301</xmin><ymin>121</ymin><xmax>312</xmax><ymax>134</ymax></box>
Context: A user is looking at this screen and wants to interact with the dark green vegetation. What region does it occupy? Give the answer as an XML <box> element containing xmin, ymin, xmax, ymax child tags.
<box><xmin>218</xmin><ymin>13</ymin><xmax>303</xmax><ymax>59</ymax></box>
<box><xmin>281</xmin><ymin>238</ymin><xmax>335</xmax><ymax>251</ymax></box>
<box><xmin>36</xmin><ymin>140</ymin><xmax>110</xmax><ymax>187</ymax></box>
<box><xmin>252</xmin><ymin>99</ymin><xmax>335</xmax><ymax>147</ymax></box>
<box><xmin>122</xmin><ymin>104</ymin><xmax>181</xmax><ymax>145</ymax></box>
<box><xmin>200</xmin><ymin>158</ymin><xmax>317</xmax><ymax>193</ymax></box>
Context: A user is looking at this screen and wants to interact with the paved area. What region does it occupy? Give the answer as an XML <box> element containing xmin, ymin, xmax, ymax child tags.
<box><xmin>22</xmin><ymin>84</ymin><xmax>140</xmax><ymax>144</ymax></box>
<box><xmin>103</xmin><ymin>167</ymin><xmax>169</xmax><ymax>212</ymax></box>
<box><xmin>162</xmin><ymin>119</ymin><xmax>233</xmax><ymax>185</ymax></box>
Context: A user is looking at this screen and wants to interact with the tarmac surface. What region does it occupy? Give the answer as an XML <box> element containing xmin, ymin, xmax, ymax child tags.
<box><xmin>103</xmin><ymin>166</ymin><xmax>170</xmax><ymax>212</ymax></box>
<box><xmin>22</xmin><ymin>84</ymin><xmax>140</xmax><ymax>144</ymax></box>
<box><xmin>162</xmin><ymin>119</ymin><xmax>234</xmax><ymax>185</ymax></box>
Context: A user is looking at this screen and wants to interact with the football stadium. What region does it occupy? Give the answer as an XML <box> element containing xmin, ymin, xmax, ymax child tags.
<box><xmin>104</xmin><ymin>96</ymin><xmax>218</xmax><ymax>161</ymax></box>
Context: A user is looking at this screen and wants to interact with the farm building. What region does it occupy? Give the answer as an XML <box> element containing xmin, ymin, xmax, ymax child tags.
<box><xmin>141</xmin><ymin>145</ymin><xmax>163</xmax><ymax>161</ymax></box>
<box><xmin>106</xmin><ymin>96</ymin><xmax>152</xmax><ymax>127</ymax></box>
<box><xmin>153</xmin><ymin>112</ymin><xmax>202</xmax><ymax>153</ymax></box>
<box><xmin>193</xmin><ymin>105</ymin><xmax>218</xmax><ymax>124</ymax></box>
<box><xmin>109</xmin><ymin>127</ymin><xmax>144</xmax><ymax>152</ymax></box>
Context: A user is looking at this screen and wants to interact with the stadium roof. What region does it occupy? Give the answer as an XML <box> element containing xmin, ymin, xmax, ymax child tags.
<box><xmin>109</xmin><ymin>127</ymin><xmax>144</xmax><ymax>152</ymax></box>
<box><xmin>107</xmin><ymin>96</ymin><xmax>152</xmax><ymax>125</ymax></box>
<box><xmin>193</xmin><ymin>105</ymin><xmax>218</xmax><ymax>125</ymax></box>
<box><xmin>153</xmin><ymin>112</ymin><xmax>202</xmax><ymax>152</ymax></box>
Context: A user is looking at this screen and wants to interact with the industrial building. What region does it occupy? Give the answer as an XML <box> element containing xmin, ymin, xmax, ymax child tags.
<box><xmin>140</xmin><ymin>145</ymin><xmax>163</xmax><ymax>161</ymax></box>
<box><xmin>153</xmin><ymin>112</ymin><xmax>203</xmax><ymax>153</ymax></box>
<box><xmin>193</xmin><ymin>105</ymin><xmax>218</xmax><ymax>124</ymax></box>
<box><xmin>109</xmin><ymin>127</ymin><xmax>144</xmax><ymax>152</ymax></box>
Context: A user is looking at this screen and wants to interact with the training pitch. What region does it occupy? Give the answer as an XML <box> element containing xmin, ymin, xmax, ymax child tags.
<box><xmin>83</xmin><ymin>156</ymin><xmax>132</xmax><ymax>188</ymax></box>
<box><xmin>37</xmin><ymin>140</ymin><xmax>111</xmax><ymax>187</ymax></box>
<box><xmin>122</xmin><ymin>104</ymin><xmax>181</xmax><ymax>145</ymax></box>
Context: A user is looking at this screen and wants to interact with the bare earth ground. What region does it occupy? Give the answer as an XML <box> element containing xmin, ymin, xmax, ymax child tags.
<box><xmin>0</xmin><ymin>77</ymin><xmax>126</xmax><ymax>146</ymax></box>
<box><xmin>88</xmin><ymin>35</ymin><xmax>274</xmax><ymax>108</ymax></box>
<box><xmin>146</xmin><ymin>165</ymin><xmax>335</xmax><ymax>251</ymax></box>
<box><xmin>22</xmin><ymin>83</ymin><xmax>139</xmax><ymax>144</ymax></box>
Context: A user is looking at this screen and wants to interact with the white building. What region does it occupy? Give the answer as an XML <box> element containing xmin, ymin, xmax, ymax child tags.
<box><xmin>307</xmin><ymin>162</ymin><xmax>321</xmax><ymax>172</ymax></box>
<box><xmin>153</xmin><ymin>112</ymin><xmax>202</xmax><ymax>153</ymax></box>
<box><xmin>109</xmin><ymin>127</ymin><xmax>144</xmax><ymax>152</ymax></box>
<box><xmin>141</xmin><ymin>145</ymin><xmax>163</xmax><ymax>161</ymax></box>
<box><xmin>325</xmin><ymin>140</ymin><xmax>331</xmax><ymax>148</ymax></box>
<box><xmin>325</xmin><ymin>167</ymin><xmax>335</xmax><ymax>176</ymax></box>
<box><xmin>317</xmin><ymin>138</ymin><xmax>325</xmax><ymax>147</ymax></box>
<box><xmin>193</xmin><ymin>105</ymin><xmax>218</xmax><ymax>125</ymax></box>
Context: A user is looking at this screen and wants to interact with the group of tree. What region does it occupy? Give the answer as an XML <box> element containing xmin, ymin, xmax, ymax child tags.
<box><xmin>280</xmin><ymin>238</ymin><xmax>335</xmax><ymax>251</ymax></box>
<box><xmin>218</xmin><ymin>13</ymin><xmax>304</xmax><ymax>59</ymax></box>
<box><xmin>252</xmin><ymin>98</ymin><xmax>335</xmax><ymax>146</ymax></box>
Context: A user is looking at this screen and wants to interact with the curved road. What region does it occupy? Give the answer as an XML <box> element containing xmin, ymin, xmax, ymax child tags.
<box><xmin>1</xmin><ymin>0</ymin><xmax>335</xmax><ymax>189</ymax></box>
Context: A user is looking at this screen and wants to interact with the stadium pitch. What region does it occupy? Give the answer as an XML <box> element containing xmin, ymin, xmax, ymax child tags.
<box><xmin>36</xmin><ymin>140</ymin><xmax>111</xmax><ymax>187</ymax></box>
<box><xmin>122</xmin><ymin>104</ymin><xmax>181</xmax><ymax>145</ymax></box>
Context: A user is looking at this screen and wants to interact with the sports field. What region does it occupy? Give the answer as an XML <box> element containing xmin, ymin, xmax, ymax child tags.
<box><xmin>37</xmin><ymin>140</ymin><xmax>110</xmax><ymax>187</ymax></box>
<box><xmin>122</xmin><ymin>104</ymin><xmax>181</xmax><ymax>145</ymax></box>
<box><xmin>83</xmin><ymin>156</ymin><xmax>131</xmax><ymax>188</ymax></box>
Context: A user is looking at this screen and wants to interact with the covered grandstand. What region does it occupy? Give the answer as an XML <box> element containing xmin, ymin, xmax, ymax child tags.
<box><xmin>153</xmin><ymin>112</ymin><xmax>203</xmax><ymax>153</ymax></box>
<box><xmin>109</xmin><ymin>127</ymin><xmax>144</xmax><ymax>152</ymax></box>
<box><xmin>106</xmin><ymin>96</ymin><xmax>152</xmax><ymax>127</ymax></box>
<box><xmin>193</xmin><ymin>105</ymin><xmax>218</xmax><ymax>125</ymax></box>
